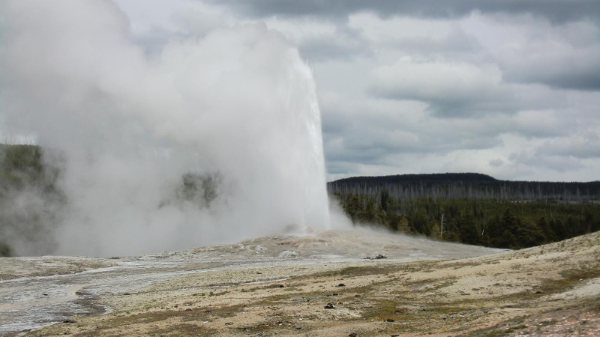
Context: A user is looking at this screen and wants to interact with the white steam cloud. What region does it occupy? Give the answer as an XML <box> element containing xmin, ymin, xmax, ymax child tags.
<box><xmin>0</xmin><ymin>0</ymin><xmax>330</xmax><ymax>256</ymax></box>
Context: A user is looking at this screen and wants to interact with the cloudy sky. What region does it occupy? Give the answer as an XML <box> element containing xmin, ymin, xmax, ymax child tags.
<box><xmin>114</xmin><ymin>0</ymin><xmax>600</xmax><ymax>182</ymax></box>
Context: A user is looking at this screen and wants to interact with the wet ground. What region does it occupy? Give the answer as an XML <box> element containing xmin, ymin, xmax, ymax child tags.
<box><xmin>1</xmin><ymin>229</ymin><xmax>506</xmax><ymax>336</ymax></box>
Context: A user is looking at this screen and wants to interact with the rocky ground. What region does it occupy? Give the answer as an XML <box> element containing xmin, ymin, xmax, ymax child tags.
<box><xmin>1</xmin><ymin>228</ymin><xmax>599</xmax><ymax>336</ymax></box>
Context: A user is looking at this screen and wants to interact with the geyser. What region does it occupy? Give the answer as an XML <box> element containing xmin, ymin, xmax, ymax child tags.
<box><xmin>0</xmin><ymin>0</ymin><xmax>330</xmax><ymax>256</ymax></box>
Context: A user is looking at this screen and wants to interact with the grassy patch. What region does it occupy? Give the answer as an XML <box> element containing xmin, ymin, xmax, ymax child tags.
<box><xmin>306</xmin><ymin>260</ymin><xmax>437</xmax><ymax>280</ymax></box>
<box><xmin>31</xmin><ymin>303</ymin><xmax>246</xmax><ymax>337</ymax></box>
<box><xmin>527</xmin><ymin>266</ymin><xmax>600</xmax><ymax>299</ymax></box>
<box><xmin>150</xmin><ymin>323</ymin><xmax>216</xmax><ymax>337</ymax></box>
<box><xmin>360</xmin><ymin>298</ymin><xmax>479</xmax><ymax>334</ymax></box>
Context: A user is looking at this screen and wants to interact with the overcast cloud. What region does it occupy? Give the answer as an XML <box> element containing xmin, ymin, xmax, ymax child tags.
<box><xmin>113</xmin><ymin>1</ymin><xmax>600</xmax><ymax>181</ymax></box>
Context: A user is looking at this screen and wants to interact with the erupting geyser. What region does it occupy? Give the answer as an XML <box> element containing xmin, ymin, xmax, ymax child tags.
<box><xmin>0</xmin><ymin>0</ymin><xmax>330</xmax><ymax>256</ymax></box>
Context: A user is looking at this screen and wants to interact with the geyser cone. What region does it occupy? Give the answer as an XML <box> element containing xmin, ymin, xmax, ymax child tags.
<box><xmin>0</xmin><ymin>0</ymin><xmax>329</xmax><ymax>256</ymax></box>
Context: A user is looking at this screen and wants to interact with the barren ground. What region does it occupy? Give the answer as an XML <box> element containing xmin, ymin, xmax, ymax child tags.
<box><xmin>1</xmin><ymin>228</ymin><xmax>599</xmax><ymax>336</ymax></box>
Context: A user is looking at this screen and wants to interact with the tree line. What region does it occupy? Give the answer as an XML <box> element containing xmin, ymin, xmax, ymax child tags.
<box><xmin>329</xmin><ymin>173</ymin><xmax>600</xmax><ymax>202</ymax></box>
<box><xmin>0</xmin><ymin>144</ymin><xmax>64</xmax><ymax>256</ymax></box>
<box><xmin>330</xmin><ymin>173</ymin><xmax>600</xmax><ymax>249</ymax></box>
<box><xmin>0</xmin><ymin>144</ymin><xmax>222</xmax><ymax>256</ymax></box>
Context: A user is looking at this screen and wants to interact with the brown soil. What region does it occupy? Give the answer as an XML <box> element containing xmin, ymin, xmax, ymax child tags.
<box><xmin>3</xmin><ymin>229</ymin><xmax>599</xmax><ymax>336</ymax></box>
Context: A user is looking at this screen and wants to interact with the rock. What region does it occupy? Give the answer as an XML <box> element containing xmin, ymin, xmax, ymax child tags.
<box><xmin>324</xmin><ymin>303</ymin><xmax>335</xmax><ymax>309</ymax></box>
<box><xmin>364</xmin><ymin>254</ymin><xmax>387</xmax><ymax>260</ymax></box>
<box><xmin>278</xmin><ymin>250</ymin><xmax>298</xmax><ymax>258</ymax></box>
<box><xmin>385</xmin><ymin>318</ymin><xmax>395</xmax><ymax>322</ymax></box>
<box><xmin>62</xmin><ymin>319</ymin><xmax>76</xmax><ymax>324</ymax></box>
<box><xmin>349</xmin><ymin>333</ymin><xmax>357</xmax><ymax>337</ymax></box>
<box><xmin>337</xmin><ymin>283</ymin><xmax>346</xmax><ymax>287</ymax></box>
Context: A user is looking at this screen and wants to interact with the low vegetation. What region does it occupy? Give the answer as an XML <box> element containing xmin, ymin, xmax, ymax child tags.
<box><xmin>330</xmin><ymin>173</ymin><xmax>600</xmax><ymax>249</ymax></box>
<box><xmin>0</xmin><ymin>144</ymin><xmax>222</xmax><ymax>256</ymax></box>
<box><xmin>0</xmin><ymin>144</ymin><xmax>63</xmax><ymax>256</ymax></box>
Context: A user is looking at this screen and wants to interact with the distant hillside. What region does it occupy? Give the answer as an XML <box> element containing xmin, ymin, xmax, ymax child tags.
<box><xmin>0</xmin><ymin>144</ymin><xmax>64</xmax><ymax>256</ymax></box>
<box><xmin>329</xmin><ymin>173</ymin><xmax>600</xmax><ymax>249</ymax></box>
<box><xmin>333</xmin><ymin>172</ymin><xmax>498</xmax><ymax>184</ymax></box>
<box><xmin>329</xmin><ymin>173</ymin><xmax>600</xmax><ymax>202</ymax></box>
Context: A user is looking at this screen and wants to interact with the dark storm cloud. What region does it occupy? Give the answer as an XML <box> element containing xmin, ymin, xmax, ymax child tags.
<box><xmin>208</xmin><ymin>0</ymin><xmax>600</xmax><ymax>23</ymax></box>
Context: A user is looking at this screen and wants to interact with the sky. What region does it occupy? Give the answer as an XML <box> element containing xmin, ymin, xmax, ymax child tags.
<box><xmin>115</xmin><ymin>0</ymin><xmax>600</xmax><ymax>182</ymax></box>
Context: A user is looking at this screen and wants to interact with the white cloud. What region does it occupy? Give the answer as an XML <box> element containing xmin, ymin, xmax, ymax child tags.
<box><xmin>370</xmin><ymin>60</ymin><xmax>508</xmax><ymax>116</ymax></box>
<box><xmin>348</xmin><ymin>12</ymin><xmax>479</xmax><ymax>56</ymax></box>
<box><xmin>463</xmin><ymin>12</ymin><xmax>600</xmax><ymax>90</ymax></box>
<box><xmin>110</xmin><ymin>1</ymin><xmax>600</xmax><ymax>183</ymax></box>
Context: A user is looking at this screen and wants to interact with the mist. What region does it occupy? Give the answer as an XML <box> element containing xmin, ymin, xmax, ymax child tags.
<box><xmin>0</xmin><ymin>0</ymin><xmax>331</xmax><ymax>256</ymax></box>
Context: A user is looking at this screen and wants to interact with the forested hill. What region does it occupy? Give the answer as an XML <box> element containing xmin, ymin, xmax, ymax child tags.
<box><xmin>329</xmin><ymin>173</ymin><xmax>600</xmax><ymax>249</ymax></box>
<box><xmin>328</xmin><ymin>173</ymin><xmax>600</xmax><ymax>201</ymax></box>
<box><xmin>333</xmin><ymin>173</ymin><xmax>498</xmax><ymax>184</ymax></box>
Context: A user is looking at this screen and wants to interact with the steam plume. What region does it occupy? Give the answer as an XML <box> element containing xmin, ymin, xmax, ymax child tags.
<box><xmin>0</xmin><ymin>0</ymin><xmax>330</xmax><ymax>256</ymax></box>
